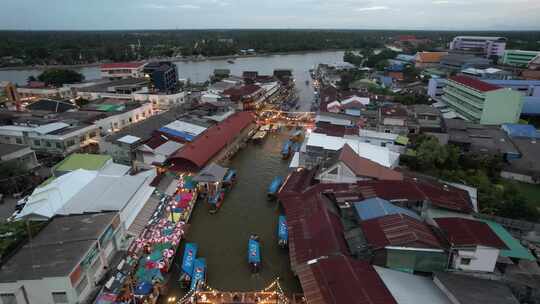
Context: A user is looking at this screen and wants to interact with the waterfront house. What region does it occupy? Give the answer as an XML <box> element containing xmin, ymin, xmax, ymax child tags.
<box><xmin>222</xmin><ymin>84</ymin><xmax>265</xmax><ymax>110</ymax></box>
<box><xmin>359</xmin><ymin>214</ymin><xmax>448</xmax><ymax>273</ymax></box>
<box><xmin>100</xmin><ymin>62</ymin><xmax>146</xmax><ymax>79</ymax></box>
<box><xmin>0</xmin><ymin>212</ymin><xmax>125</xmax><ymax>304</ymax></box>
<box><xmin>316</xmin><ymin>144</ymin><xmax>403</xmax><ymax>183</ymax></box>
<box><xmin>435</xmin><ymin>218</ymin><xmax>508</xmax><ymax>272</ymax></box>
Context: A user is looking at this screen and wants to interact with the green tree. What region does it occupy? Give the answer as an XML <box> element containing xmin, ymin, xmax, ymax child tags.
<box><xmin>37</xmin><ymin>69</ymin><xmax>84</xmax><ymax>87</ymax></box>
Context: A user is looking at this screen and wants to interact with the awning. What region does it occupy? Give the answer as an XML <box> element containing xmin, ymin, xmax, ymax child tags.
<box><xmin>127</xmin><ymin>196</ymin><xmax>160</xmax><ymax>236</ymax></box>
<box><xmin>193</xmin><ymin>163</ymin><xmax>228</xmax><ymax>183</ymax></box>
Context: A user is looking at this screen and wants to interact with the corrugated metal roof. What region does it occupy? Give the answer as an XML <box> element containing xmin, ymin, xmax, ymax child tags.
<box><xmin>353</xmin><ymin>197</ymin><xmax>420</xmax><ymax>221</ymax></box>
<box><xmin>449</xmin><ymin>75</ymin><xmax>502</xmax><ymax>92</ymax></box>
<box><xmin>435</xmin><ymin>218</ymin><xmax>508</xmax><ymax>249</ymax></box>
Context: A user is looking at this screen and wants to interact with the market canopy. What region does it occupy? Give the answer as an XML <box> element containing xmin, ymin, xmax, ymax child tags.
<box><xmin>193</xmin><ymin>163</ymin><xmax>228</xmax><ymax>183</ymax></box>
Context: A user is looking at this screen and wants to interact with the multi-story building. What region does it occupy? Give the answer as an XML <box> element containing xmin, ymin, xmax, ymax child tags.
<box><xmin>427</xmin><ymin>78</ymin><xmax>447</xmax><ymax>98</ymax></box>
<box><xmin>441</xmin><ymin>75</ymin><xmax>522</xmax><ymax>124</ymax></box>
<box><xmin>100</xmin><ymin>62</ymin><xmax>146</xmax><ymax>79</ymax></box>
<box><xmin>502</xmin><ymin>50</ymin><xmax>540</xmax><ymax>67</ymax></box>
<box><xmin>17</xmin><ymin>84</ymin><xmax>73</xmax><ymax>101</ymax></box>
<box><xmin>0</xmin><ymin>212</ymin><xmax>126</xmax><ymax>304</ymax></box>
<box><xmin>143</xmin><ymin>61</ymin><xmax>178</xmax><ymax>93</ymax></box>
<box><xmin>449</xmin><ymin>36</ymin><xmax>507</xmax><ymax>58</ymax></box>
<box><xmin>0</xmin><ymin>143</ymin><xmax>39</xmax><ymax>170</ymax></box>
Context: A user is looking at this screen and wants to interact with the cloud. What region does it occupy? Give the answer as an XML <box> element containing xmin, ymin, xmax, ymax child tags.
<box><xmin>142</xmin><ymin>3</ymin><xmax>168</xmax><ymax>9</ymax></box>
<box><xmin>354</xmin><ymin>5</ymin><xmax>389</xmax><ymax>11</ymax></box>
<box><xmin>176</xmin><ymin>4</ymin><xmax>201</xmax><ymax>9</ymax></box>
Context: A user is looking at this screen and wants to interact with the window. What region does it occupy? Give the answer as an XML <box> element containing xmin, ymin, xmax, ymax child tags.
<box><xmin>52</xmin><ymin>292</ymin><xmax>68</xmax><ymax>304</ymax></box>
<box><xmin>33</xmin><ymin>140</ymin><xmax>40</xmax><ymax>146</ymax></box>
<box><xmin>460</xmin><ymin>258</ymin><xmax>471</xmax><ymax>265</ymax></box>
<box><xmin>381</xmin><ymin>142</ymin><xmax>387</xmax><ymax>147</ymax></box>
<box><xmin>0</xmin><ymin>293</ymin><xmax>16</xmax><ymax>304</ymax></box>
<box><xmin>129</xmin><ymin>118</ymin><xmax>133</xmax><ymax>123</ymax></box>
<box><xmin>55</xmin><ymin>143</ymin><xmax>62</xmax><ymax>149</ymax></box>
<box><xmin>67</xmin><ymin>140</ymin><xmax>75</xmax><ymax>147</ymax></box>
<box><xmin>75</xmin><ymin>276</ymin><xmax>89</xmax><ymax>296</ymax></box>
<box><xmin>79</xmin><ymin>136</ymin><xmax>86</xmax><ymax>142</ymax></box>
<box><xmin>45</xmin><ymin>141</ymin><xmax>51</xmax><ymax>147</ymax></box>
<box><xmin>15</xmin><ymin>138</ymin><xmax>22</xmax><ymax>144</ymax></box>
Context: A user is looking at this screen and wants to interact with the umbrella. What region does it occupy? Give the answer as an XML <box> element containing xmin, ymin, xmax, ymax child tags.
<box><xmin>134</xmin><ymin>282</ymin><xmax>153</xmax><ymax>295</ymax></box>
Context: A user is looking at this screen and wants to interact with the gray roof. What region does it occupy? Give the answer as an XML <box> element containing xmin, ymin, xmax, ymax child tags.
<box><xmin>0</xmin><ymin>212</ymin><xmax>116</xmax><ymax>282</ymax></box>
<box><xmin>433</xmin><ymin>272</ymin><xmax>519</xmax><ymax>304</ymax></box>
<box><xmin>193</xmin><ymin>163</ymin><xmax>228</xmax><ymax>182</ymax></box>
<box><xmin>505</xmin><ymin>138</ymin><xmax>540</xmax><ymax>176</ymax></box>
<box><xmin>0</xmin><ymin>143</ymin><xmax>30</xmax><ymax>157</ymax></box>
<box><xmin>445</xmin><ymin>119</ymin><xmax>519</xmax><ymax>155</ymax></box>
<box><xmin>77</xmin><ymin>78</ymin><xmax>148</xmax><ymax>93</ymax></box>
<box><xmin>105</xmin><ymin>109</ymin><xmax>182</xmax><ymax>143</ymax></box>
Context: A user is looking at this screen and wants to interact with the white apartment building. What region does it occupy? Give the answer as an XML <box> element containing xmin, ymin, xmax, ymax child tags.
<box><xmin>100</xmin><ymin>62</ymin><xmax>147</xmax><ymax>79</ymax></box>
<box><xmin>449</xmin><ymin>36</ymin><xmax>507</xmax><ymax>58</ymax></box>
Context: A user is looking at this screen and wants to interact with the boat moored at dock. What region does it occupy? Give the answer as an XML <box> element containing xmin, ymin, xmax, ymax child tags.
<box><xmin>267</xmin><ymin>176</ymin><xmax>283</xmax><ymax>200</ymax></box>
<box><xmin>179</xmin><ymin>243</ymin><xmax>199</xmax><ymax>289</ymax></box>
<box><xmin>248</xmin><ymin>235</ymin><xmax>261</xmax><ymax>273</ymax></box>
<box><xmin>222</xmin><ymin>169</ymin><xmax>237</xmax><ymax>190</ymax></box>
<box><xmin>278</xmin><ymin>215</ymin><xmax>288</xmax><ymax>248</ymax></box>
<box><xmin>281</xmin><ymin>140</ymin><xmax>292</xmax><ymax>159</ymax></box>
<box><xmin>190</xmin><ymin>258</ymin><xmax>207</xmax><ymax>291</ymax></box>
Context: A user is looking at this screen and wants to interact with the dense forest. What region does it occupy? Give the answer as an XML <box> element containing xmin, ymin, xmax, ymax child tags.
<box><xmin>1</xmin><ymin>30</ymin><xmax>539</xmax><ymax>67</ymax></box>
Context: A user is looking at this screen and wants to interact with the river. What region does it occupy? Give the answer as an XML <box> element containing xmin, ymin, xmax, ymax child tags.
<box><xmin>0</xmin><ymin>51</ymin><xmax>344</xmax><ymax>112</ymax></box>
<box><xmin>163</xmin><ymin>130</ymin><xmax>301</xmax><ymax>302</ymax></box>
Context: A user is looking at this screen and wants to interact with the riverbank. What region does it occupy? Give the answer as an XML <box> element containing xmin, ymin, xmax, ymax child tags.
<box><xmin>0</xmin><ymin>49</ymin><xmax>345</xmax><ymax>71</ymax></box>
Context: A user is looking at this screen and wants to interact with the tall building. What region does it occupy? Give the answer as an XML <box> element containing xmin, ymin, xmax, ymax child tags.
<box><xmin>502</xmin><ymin>50</ymin><xmax>540</xmax><ymax>67</ymax></box>
<box><xmin>441</xmin><ymin>75</ymin><xmax>522</xmax><ymax>125</ymax></box>
<box><xmin>449</xmin><ymin>36</ymin><xmax>507</xmax><ymax>58</ymax></box>
<box><xmin>143</xmin><ymin>61</ymin><xmax>178</xmax><ymax>93</ymax></box>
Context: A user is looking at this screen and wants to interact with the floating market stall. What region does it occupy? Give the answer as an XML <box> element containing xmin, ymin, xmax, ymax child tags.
<box><xmin>193</xmin><ymin>163</ymin><xmax>229</xmax><ymax>213</ymax></box>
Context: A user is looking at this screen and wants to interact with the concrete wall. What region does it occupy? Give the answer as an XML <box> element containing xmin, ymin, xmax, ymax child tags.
<box><xmin>452</xmin><ymin>245</ymin><xmax>499</xmax><ymax>272</ymax></box>
<box><xmin>481</xmin><ymin>89</ymin><xmax>523</xmax><ymax>125</ymax></box>
<box><xmin>95</xmin><ymin>103</ymin><xmax>153</xmax><ymax>136</ymax></box>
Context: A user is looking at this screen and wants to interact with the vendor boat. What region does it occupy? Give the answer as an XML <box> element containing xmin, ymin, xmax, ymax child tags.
<box><xmin>222</xmin><ymin>169</ymin><xmax>237</xmax><ymax>189</ymax></box>
<box><xmin>208</xmin><ymin>189</ymin><xmax>225</xmax><ymax>214</ymax></box>
<box><xmin>190</xmin><ymin>258</ymin><xmax>207</xmax><ymax>291</ymax></box>
<box><xmin>277</xmin><ymin>216</ymin><xmax>288</xmax><ymax>248</ymax></box>
<box><xmin>248</xmin><ymin>235</ymin><xmax>261</xmax><ymax>273</ymax></box>
<box><xmin>179</xmin><ymin>243</ymin><xmax>198</xmax><ymax>289</ymax></box>
<box><xmin>267</xmin><ymin>176</ymin><xmax>283</xmax><ymax>200</ymax></box>
<box><xmin>281</xmin><ymin>140</ymin><xmax>292</xmax><ymax>159</ymax></box>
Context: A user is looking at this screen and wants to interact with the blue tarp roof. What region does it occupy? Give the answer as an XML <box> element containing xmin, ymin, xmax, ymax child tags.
<box><xmin>501</xmin><ymin>123</ymin><xmax>540</xmax><ymax>139</ymax></box>
<box><xmin>248</xmin><ymin>239</ymin><xmax>261</xmax><ymax>263</ymax></box>
<box><xmin>181</xmin><ymin>243</ymin><xmax>198</xmax><ymax>276</ymax></box>
<box><xmin>158</xmin><ymin>127</ymin><xmax>196</xmax><ymax>142</ymax></box>
<box><xmin>521</xmin><ymin>97</ymin><xmax>540</xmax><ymax>116</ymax></box>
<box><xmin>353</xmin><ymin>197</ymin><xmax>421</xmax><ymax>221</ymax></box>
<box><xmin>190</xmin><ymin>258</ymin><xmax>206</xmax><ymax>290</ymax></box>
<box><xmin>278</xmin><ymin>215</ymin><xmax>288</xmax><ymax>241</ymax></box>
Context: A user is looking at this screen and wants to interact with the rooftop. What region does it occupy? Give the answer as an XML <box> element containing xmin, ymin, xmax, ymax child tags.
<box><xmin>479</xmin><ymin>220</ymin><xmax>536</xmax><ymax>261</ymax></box>
<box><xmin>101</xmin><ymin>62</ymin><xmax>145</xmax><ymax>69</ymax></box>
<box><xmin>435</xmin><ymin>217</ymin><xmax>508</xmax><ymax>249</ymax></box>
<box><xmin>0</xmin><ymin>212</ymin><xmax>116</xmax><ymax>282</ymax></box>
<box><xmin>416</xmin><ymin>52</ymin><xmax>448</xmax><ymax>63</ymax></box>
<box><xmin>360</xmin><ymin>214</ymin><xmax>444</xmax><ymax>250</ymax></box>
<box><xmin>333</xmin><ymin>144</ymin><xmax>403</xmax><ymax>180</ymax></box>
<box><xmin>353</xmin><ymin>197</ymin><xmax>420</xmax><ymax>221</ymax></box>
<box><xmin>449</xmin><ymin>75</ymin><xmax>502</xmax><ymax>92</ymax></box>
<box><xmin>0</xmin><ymin>143</ymin><xmax>30</xmax><ymax>157</ymax></box>
<box><xmin>54</xmin><ymin>153</ymin><xmax>111</xmax><ymax>173</ymax></box>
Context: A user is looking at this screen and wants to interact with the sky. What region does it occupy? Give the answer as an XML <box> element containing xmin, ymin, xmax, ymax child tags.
<box><xmin>1</xmin><ymin>0</ymin><xmax>540</xmax><ymax>31</ymax></box>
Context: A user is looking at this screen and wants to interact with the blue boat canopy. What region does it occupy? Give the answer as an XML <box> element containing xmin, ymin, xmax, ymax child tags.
<box><xmin>190</xmin><ymin>258</ymin><xmax>206</xmax><ymax>290</ymax></box>
<box><xmin>223</xmin><ymin>169</ymin><xmax>237</xmax><ymax>183</ymax></box>
<box><xmin>267</xmin><ymin>176</ymin><xmax>283</xmax><ymax>194</ymax></box>
<box><xmin>278</xmin><ymin>216</ymin><xmax>288</xmax><ymax>241</ymax></box>
<box><xmin>181</xmin><ymin>243</ymin><xmax>198</xmax><ymax>277</ymax></box>
<box><xmin>134</xmin><ymin>281</ymin><xmax>153</xmax><ymax>295</ymax></box>
<box><xmin>281</xmin><ymin>140</ymin><xmax>292</xmax><ymax>154</ymax></box>
<box><xmin>248</xmin><ymin>239</ymin><xmax>261</xmax><ymax>263</ymax></box>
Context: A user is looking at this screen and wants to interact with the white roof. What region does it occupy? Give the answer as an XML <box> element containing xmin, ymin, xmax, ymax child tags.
<box><xmin>17</xmin><ymin>167</ymin><xmax>154</xmax><ymax>220</ymax></box>
<box><xmin>118</xmin><ymin>135</ymin><xmax>141</xmax><ymax>144</ymax></box>
<box><xmin>163</xmin><ymin>120</ymin><xmax>207</xmax><ymax>136</ymax></box>
<box><xmin>306</xmin><ymin>132</ymin><xmax>399</xmax><ymax>168</ymax></box>
<box><xmin>375</xmin><ymin>266</ymin><xmax>451</xmax><ymax>304</ymax></box>
<box><xmin>34</xmin><ymin>122</ymin><xmax>70</xmax><ymax>135</ymax></box>
<box><xmin>0</xmin><ymin>125</ymin><xmax>34</xmax><ymax>137</ymax></box>
<box><xmin>315</xmin><ymin>114</ymin><xmax>352</xmax><ymax>126</ymax></box>
<box><xmin>358</xmin><ymin>129</ymin><xmax>399</xmax><ymax>141</ymax></box>
<box><xmin>99</xmin><ymin>162</ymin><xmax>131</xmax><ymax>177</ymax></box>
<box><xmin>203</xmin><ymin>110</ymin><xmax>235</xmax><ymax>122</ymax></box>
<box><xmin>341</xmin><ymin>95</ymin><xmax>370</xmax><ymax>106</ymax></box>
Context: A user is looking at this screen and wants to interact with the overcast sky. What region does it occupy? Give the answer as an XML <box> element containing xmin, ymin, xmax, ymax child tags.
<box><xmin>1</xmin><ymin>0</ymin><xmax>540</xmax><ymax>30</ymax></box>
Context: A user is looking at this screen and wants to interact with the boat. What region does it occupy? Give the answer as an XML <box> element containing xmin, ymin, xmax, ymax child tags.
<box><xmin>251</xmin><ymin>131</ymin><xmax>267</xmax><ymax>143</ymax></box>
<box><xmin>208</xmin><ymin>189</ymin><xmax>225</xmax><ymax>214</ymax></box>
<box><xmin>190</xmin><ymin>258</ymin><xmax>207</xmax><ymax>290</ymax></box>
<box><xmin>222</xmin><ymin>169</ymin><xmax>237</xmax><ymax>189</ymax></box>
<box><xmin>278</xmin><ymin>216</ymin><xmax>288</xmax><ymax>248</ymax></box>
<box><xmin>267</xmin><ymin>176</ymin><xmax>283</xmax><ymax>200</ymax></box>
<box><xmin>281</xmin><ymin>140</ymin><xmax>292</xmax><ymax>159</ymax></box>
<box><xmin>248</xmin><ymin>235</ymin><xmax>261</xmax><ymax>273</ymax></box>
<box><xmin>179</xmin><ymin>243</ymin><xmax>198</xmax><ymax>289</ymax></box>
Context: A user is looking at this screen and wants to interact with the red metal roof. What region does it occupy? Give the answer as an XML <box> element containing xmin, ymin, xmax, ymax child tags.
<box><xmin>435</xmin><ymin>218</ymin><xmax>508</xmax><ymax>249</ymax></box>
<box><xmin>100</xmin><ymin>62</ymin><xmax>145</xmax><ymax>69</ymax></box>
<box><xmin>168</xmin><ymin>112</ymin><xmax>254</xmax><ymax>172</ymax></box>
<box><xmin>297</xmin><ymin>255</ymin><xmax>397</xmax><ymax>304</ymax></box>
<box><xmin>222</xmin><ymin>84</ymin><xmax>262</xmax><ymax>101</ymax></box>
<box><xmin>360</xmin><ymin>214</ymin><xmax>444</xmax><ymax>250</ymax></box>
<box><xmin>314</xmin><ymin>122</ymin><xmax>359</xmax><ymax>137</ymax></box>
<box><xmin>449</xmin><ymin>75</ymin><xmax>502</xmax><ymax>92</ymax></box>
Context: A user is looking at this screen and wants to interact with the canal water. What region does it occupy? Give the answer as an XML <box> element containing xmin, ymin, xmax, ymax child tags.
<box><xmin>0</xmin><ymin>51</ymin><xmax>344</xmax><ymax>112</ymax></box>
<box><xmin>163</xmin><ymin>130</ymin><xmax>301</xmax><ymax>301</ymax></box>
